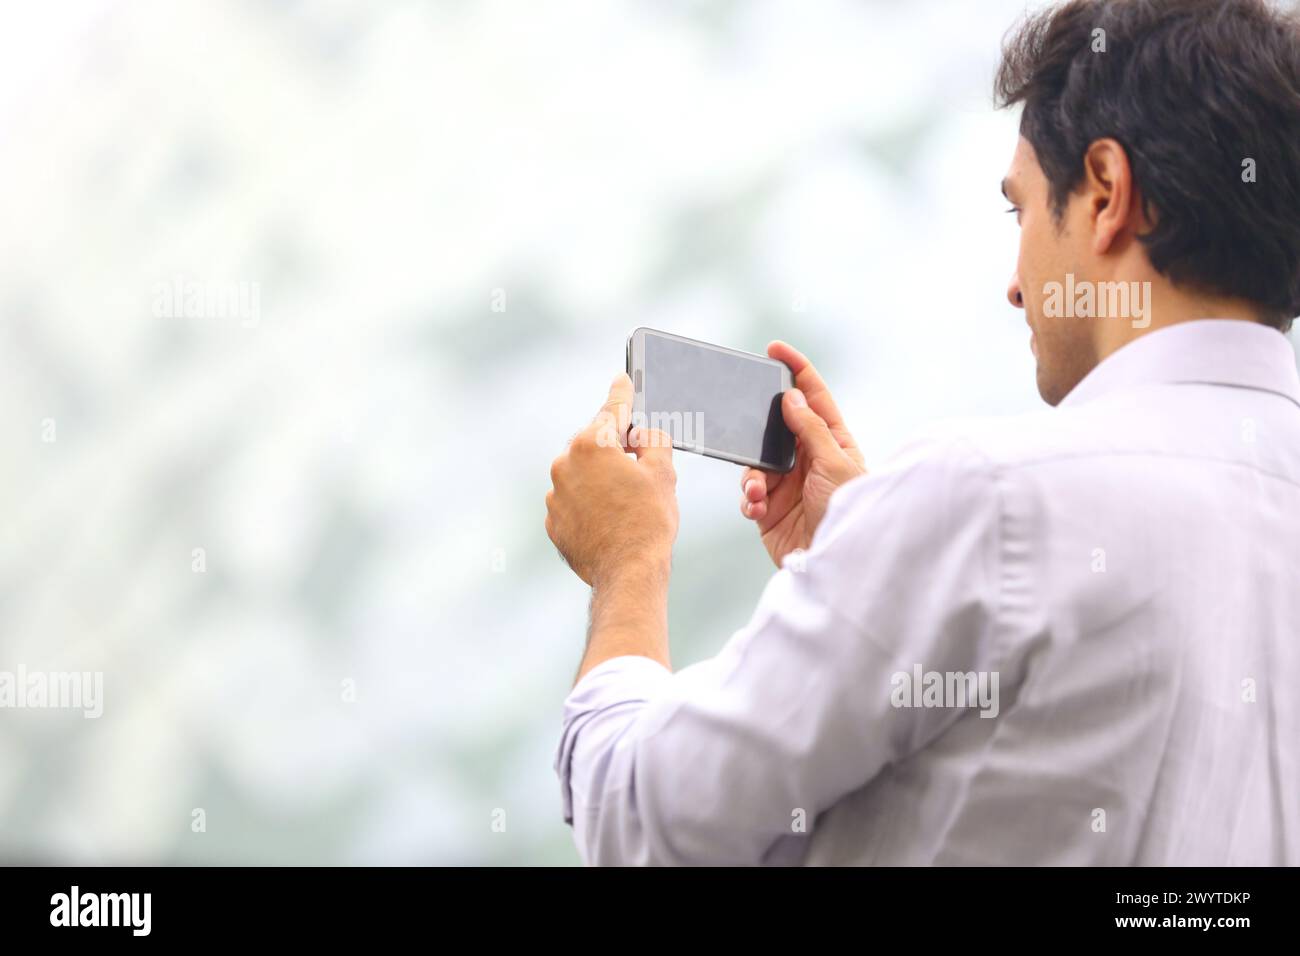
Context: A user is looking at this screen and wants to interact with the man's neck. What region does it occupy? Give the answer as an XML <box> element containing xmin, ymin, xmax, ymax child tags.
<box><xmin>1091</xmin><ymin>282</ymin><xmax>1266</xmax><ymax>364</ymax></box>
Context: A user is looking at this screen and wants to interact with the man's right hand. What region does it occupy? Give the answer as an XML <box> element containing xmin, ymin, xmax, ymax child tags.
<box><xmin>740</xmin><ymin>341</ymin><xmax>866</xmax><ymax>567</ymax></box>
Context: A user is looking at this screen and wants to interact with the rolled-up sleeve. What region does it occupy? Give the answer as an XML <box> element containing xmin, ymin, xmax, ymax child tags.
<box><xmin>554</xmin><ymin>655</ymin><xmax>674</xmax><ymax>829</ymax></box>
<box><xmin>553</xmin><ymin>433</ymin><xmax>1007</xmax><ymax>866</ymax></box>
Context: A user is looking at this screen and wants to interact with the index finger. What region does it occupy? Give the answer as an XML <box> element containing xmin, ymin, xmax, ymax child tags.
<box><xmin>767</xmin><ymin>340</ymin><xmax>847</xmax><ymax>432</ymax></box>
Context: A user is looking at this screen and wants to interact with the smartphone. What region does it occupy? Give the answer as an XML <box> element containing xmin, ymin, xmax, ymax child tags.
<box><xmin>626</xmin><ymin>327</ymin><xmax>797</xmax><ymax>472</ymax></box>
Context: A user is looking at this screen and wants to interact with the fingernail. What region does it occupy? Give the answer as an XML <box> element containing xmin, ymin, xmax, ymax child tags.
<box><xmin>744</xmin><ymin>478</ymin><xmax>756</xmax><ymax>496</ymax></box>
<box><xmin>788</xmin><ymin>388</ymin><xmax>806</xmax><ymax>408</ymax></box>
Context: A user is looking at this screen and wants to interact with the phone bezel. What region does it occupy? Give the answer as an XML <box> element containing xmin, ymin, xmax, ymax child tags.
<box><xmin>626</xmin><ymin>326</ymin><xmax>796</xmax><ymax>473</ymax></box>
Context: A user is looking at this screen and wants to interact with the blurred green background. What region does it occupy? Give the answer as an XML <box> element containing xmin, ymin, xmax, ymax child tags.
<box><xmin>0</xmin><ymin>0</ymin><xmax>1217</xmax><ymax>864</ymax></box>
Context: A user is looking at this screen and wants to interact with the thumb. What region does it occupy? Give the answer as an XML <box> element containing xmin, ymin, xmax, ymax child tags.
<box><xmin>629</xmin><ymin>427</ymin><xmax>675</xmax><ymax>474</ymax></box>
<box><xmin>783</xmin><ymin>388</ymin><xmax>840</xmax><ymax>460</ymax></box>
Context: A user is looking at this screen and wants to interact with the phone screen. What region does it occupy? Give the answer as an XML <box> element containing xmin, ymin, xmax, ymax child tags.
<box><xmin>629</xmin><ymin>328</ymin><xmax>796</xmax><ymax>471</ymax></box>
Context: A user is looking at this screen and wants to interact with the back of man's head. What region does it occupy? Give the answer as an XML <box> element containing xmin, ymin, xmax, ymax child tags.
<box><xmin>996</xmin><ymin>0</ymin><xmax>1300</xmax><ymax>332</ymax></box>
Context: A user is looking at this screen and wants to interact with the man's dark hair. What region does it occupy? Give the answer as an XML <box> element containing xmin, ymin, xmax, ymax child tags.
<box><xmin>995</xmin><ymin>0</ymin><xmax>1300</xmax><ymax>331</ymax></box>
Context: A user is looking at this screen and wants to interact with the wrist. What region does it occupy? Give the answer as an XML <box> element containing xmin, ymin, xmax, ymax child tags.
<box><xmin>580</xmin><ymin>550</ymin><xmax>672</xmax><ymax>683</ymax></box>
<box><xmin>592</xmin><ymin>550</ymin><xmax>672</xmax><ymax>591</ymax></box>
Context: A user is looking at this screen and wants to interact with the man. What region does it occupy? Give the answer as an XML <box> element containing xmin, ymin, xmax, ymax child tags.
<box><xmin>544</xmin><ymin>0</ymin><xmax>1300</xmax><ymax>865</ymax></box>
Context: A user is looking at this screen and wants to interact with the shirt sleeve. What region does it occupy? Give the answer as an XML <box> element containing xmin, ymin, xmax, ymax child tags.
<box><xmin>552</xmin><ymin>433</ymin><xmax>1007</xmax><ymax>866</ymax></box>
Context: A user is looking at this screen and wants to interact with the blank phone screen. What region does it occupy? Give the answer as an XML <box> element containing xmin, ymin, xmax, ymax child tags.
<box><xmin>641</xmin><ymin>333</ymin><xmax>794</xmax><ymax>468</ymax></box>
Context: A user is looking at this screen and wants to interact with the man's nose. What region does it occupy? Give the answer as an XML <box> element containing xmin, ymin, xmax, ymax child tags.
<box><xmin>1006</xmin><ymin>271</ymin><xmax>1024</xmax><ymax>309</ymax></box>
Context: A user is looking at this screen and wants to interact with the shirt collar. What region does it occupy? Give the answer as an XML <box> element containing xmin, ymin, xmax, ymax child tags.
<box><xmin>1059</xmin><ymin>319</ymin><xmax>1300</xmax><ymax>410</ymax></box>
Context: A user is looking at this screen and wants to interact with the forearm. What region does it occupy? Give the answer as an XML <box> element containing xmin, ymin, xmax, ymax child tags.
<box><xmin>574</xmin><ymin>557</ymin><xmax>672</xmax><ymax>686</ymax></box>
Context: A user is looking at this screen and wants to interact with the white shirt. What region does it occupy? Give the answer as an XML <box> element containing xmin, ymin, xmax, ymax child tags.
<box><xmin>553</xmin><ymin>319</ymin><xmax>1300</xmax><ymax>865</ymax></box>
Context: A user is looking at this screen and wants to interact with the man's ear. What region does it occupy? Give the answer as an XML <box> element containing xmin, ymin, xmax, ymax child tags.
<box><xmin>1082</xmin><ymin>138</ymin><xmax>1147</xmax><ymax>255</ymax></box>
